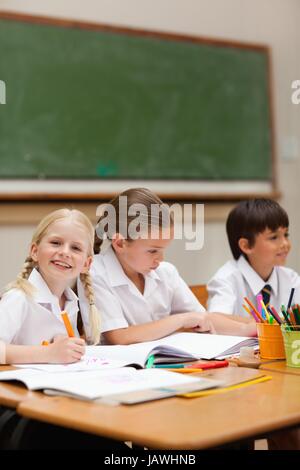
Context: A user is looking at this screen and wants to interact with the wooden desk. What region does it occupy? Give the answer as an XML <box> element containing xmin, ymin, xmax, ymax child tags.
<box><xmin>0</xmin><ymin>383</ymin><xmax>37</xmax><ymax>409</ymax></box>
<box><xmin>0</xmin><ymin>366</ymin><xmax>39</xmax><ymax>409</ymax></box>
<box><xmin>260</xmin><ymin>360</ymin><xmax>300</xmax><ymax>376</ymax></box>
<box><xmin>17</xmin><ymin>367</ymin><xmax>300</xmax><ymax>450</ymax></box>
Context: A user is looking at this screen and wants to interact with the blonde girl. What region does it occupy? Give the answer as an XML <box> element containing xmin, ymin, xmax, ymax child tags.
<box><xmin>0</xmin><ymin>208</ymin><xmax>101</xmax><ymax>365</ymax></box>
<box><xmin>79</xmin><ymin>188</ymin><xmax>256</xmax><ymax>345</ymax></box>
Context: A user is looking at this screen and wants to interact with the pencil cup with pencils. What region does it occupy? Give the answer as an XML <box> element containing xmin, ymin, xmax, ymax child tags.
<box><xmin>281</xmin><ymin>325</ymin><xmax>300</xmax><ymax>367</ymax></box>
<box><xmin>256</xmin><ymin>323</ymin><xmax>286</xmax><ymax>360</ymax></box>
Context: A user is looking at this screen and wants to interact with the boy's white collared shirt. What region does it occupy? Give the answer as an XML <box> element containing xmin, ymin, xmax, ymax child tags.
<box><xmin>78</xmin><ymin>246</ymin><xmax>205</xmax><ymax>333</ymax></box>
<box><xmin>207</xmin><ymin>256</ymin><xmax>300</xmax><ymax>317</ymax></box>
<box><xmin>0</xmin><ymin>268</ymin><xmax>80</xmax><ymax>345</ymax></box>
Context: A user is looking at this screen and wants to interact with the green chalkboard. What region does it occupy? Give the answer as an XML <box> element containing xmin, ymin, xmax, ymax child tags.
<box><xmin>0</xmin><ymin>15</ymin><xmax>274</xmax><ymax>185</ymax></box>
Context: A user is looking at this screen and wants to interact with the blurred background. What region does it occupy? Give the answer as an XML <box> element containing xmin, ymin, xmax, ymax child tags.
<box><xmin>0</xmin><ymin>0</ymin><xmax>299</xmax><ymax>288</ymax></box>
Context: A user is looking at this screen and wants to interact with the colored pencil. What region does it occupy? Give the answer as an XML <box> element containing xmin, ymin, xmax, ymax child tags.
<box><xmin>293</xmin><ymin>305</ymin><xmax>300</xmax><ymax>325</ymax></box>
<box><xmin>244</xmin><ymin>297</ymin><xmax>264</xmax><ymax>323</ymax></box>
<box><xmin>61</xmin><ymin>311</ymin><xmax>75</xmax><ymax>337</ymax></box>
<box><xmin>288</xmin><ymin>308</ymin><xmax>297</xmax><ymax>326</ymax></box>
<box><xmin>287</xmin><ymin>287</ymin><xmax>295</xmax><ymax>310</ymax></box>
<box><xmin>179</xmin><ymin>375</ymin><xmax>272</xmax><ymax>398</ymax></box>
<box><xmin>164</xmin><ymin>368</ymin><xmax>203</xmax><ymax>374</ymax></box>
<box><xmin>242</xmin><ymin>304</ymin><xmax>260</xmax><ymax>322</ymax></box>
<box><xmin>185</xmin><ymin>360</ymin><xmax>228</xmax><ymax>370</ymax></box>
<box><xmin>260</xmin><ymin>300</ymin><xmax>270</xmax><ymax>322</ymax></box>
<box><xmin>268</xmin><ymin>306</ymin><xmax>282</xmax><ymax>325</ymax></box>
<box><xmin>256</xmin><ymin>294</ymin><xmax>264</xmax><ymax>319</ymax></box>
<box><xmin>280</xmin><ymin>305</ymin><xmax>292</xmax><ymax>326</ymax></box>
<box><xmin>155</xmin><ymin>364</ymin><xmax>184</xmax><ymax>369</ymax></box>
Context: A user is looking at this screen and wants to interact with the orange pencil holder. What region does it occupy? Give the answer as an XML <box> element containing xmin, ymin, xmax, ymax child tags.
<box><xmin>256</xmin><ymin>323</ymin><xmax>285</xmax><ymax>360</ymax></box>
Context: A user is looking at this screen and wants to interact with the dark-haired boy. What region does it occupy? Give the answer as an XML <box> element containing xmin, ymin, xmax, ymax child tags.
<box><xmin>207</xmin><ymin>199</ymin><xmax>300</xmax><ymax>317</ymax></box>
<box><xmin>207</xmin><ymin>198</ymin><xmax>300</xmax><ymax>450</ymax></box>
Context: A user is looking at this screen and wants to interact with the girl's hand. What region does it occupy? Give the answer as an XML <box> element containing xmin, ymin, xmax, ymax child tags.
<box><xmin>180</xmin><ymin>312</ymin><xmax>216</xmax><ymax>334</ymax></box>
<box><xmin>53</xmin><ymin>334</ymin><xmax>87</xmax><ymax>344</ymax></box>
<box><xmin>47</xmin><ymin>336</ymin><xmax>85</xmax><ymax>363</ymax></box>
<box><xmin>52</xmin><ymin>334</ymin><xmax>66</xmax><ymax>342</ymax></box>
<box><xmin>242</xmin><ymin>321</ymin><xmax>258</xmax><ymax>338</ymax></box>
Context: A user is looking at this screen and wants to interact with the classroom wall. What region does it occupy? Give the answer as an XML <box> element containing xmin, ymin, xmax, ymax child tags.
<box><xmin>0</xmin><ymin>0</ymin><xmax>299</xmax><ymax>288</ymax></box>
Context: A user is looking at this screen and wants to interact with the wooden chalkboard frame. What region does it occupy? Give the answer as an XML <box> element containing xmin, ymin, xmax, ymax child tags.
<box><xmin>0</xmin><ymin>11</ymin><xmax>278</xmax><ymax>202</ymax></box>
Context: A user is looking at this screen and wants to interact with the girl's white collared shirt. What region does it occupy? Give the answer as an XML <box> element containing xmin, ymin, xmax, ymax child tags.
<box><xmin>79</xmin><ymin>246</ymin><xmax>205</xmax><ymax>333</ymax></box>
<box><xmin>207</xmin><ymin>256</ymin><xmax>300</xmax><ymax>317</ymax></box>
<box><xmin>0</xmin><ymin>268</ymin><xmax>80</xmax><ymax>344</ymax></box>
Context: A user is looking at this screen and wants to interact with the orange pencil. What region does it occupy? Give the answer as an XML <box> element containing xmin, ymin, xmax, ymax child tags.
<box><xmin>288</xmin><ymin>308</ymin><xmax>297</xmax><ymax>326</ymax></box>
<box><xmin>166</xmin><ymin>368</ymin><xmax>203</xmax><ymax>374</ymax></box>
<box><xmin>244</xmin><ymin>297</ymin><xmax>264</xmax><ymax>323</ymax></box>
<box><xmin>41</xmin><ymin>341</ymin><xmax>49</xmax><ymax>346</ymax></box>
<box><xmin>242</xmin><ymin>304</ymin><xmax>259</xmax><ymax>322</ymax></box>
<box><xmin>61</xmin><ymin>311</ymin><xmax>75</xmax><ymax>337</ymax></box>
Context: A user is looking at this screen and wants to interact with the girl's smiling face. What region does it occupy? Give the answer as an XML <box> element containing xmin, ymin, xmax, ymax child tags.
<box><xmin>31</xmin><ymin>218</ymin><xmax>92</xmax><ymax>286</ymax></box>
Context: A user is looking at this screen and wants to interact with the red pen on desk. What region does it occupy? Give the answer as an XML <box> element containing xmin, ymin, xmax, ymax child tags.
<box><xmin>185</xmin><ymin>360</ymin><xmax>229</xmax><ymax>370</ymax></box>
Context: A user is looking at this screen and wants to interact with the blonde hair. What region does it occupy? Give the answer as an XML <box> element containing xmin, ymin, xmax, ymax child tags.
<box><xmin>5</xmin><ymin>209</ymin><xmax>101</xmax><ymax>344</ymax></box>
<box><xmin>94</xmin><ymin>188</ymin><xmax>173</xmax><ymax>254</ymax></box>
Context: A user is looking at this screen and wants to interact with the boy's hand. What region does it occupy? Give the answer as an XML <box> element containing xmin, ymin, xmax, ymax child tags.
<box><xmin>47</xmin><ymin>336</ymin><xmax>85</xmax><ymax>363</ymax></box>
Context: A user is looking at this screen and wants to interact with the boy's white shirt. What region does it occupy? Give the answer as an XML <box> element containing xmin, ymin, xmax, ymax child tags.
<box><xmin>207</xmin><ymin>255</ymin><xmax>300</xmax><ymax>317</ymax></box>
<box><xmin>0</xmin><ymin>268</ymin><xmax>80</xmax><ymax>345</ymax></box>
<box><xmin>78</xmin><ymin>246</ymin><xmax>205</xmax><ymax>333</ymax></box>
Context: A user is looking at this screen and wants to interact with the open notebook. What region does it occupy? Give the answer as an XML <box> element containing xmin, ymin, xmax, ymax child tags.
<box><xmin>86</xmin><ymin>332</ymin><xmax>259</xmax><ymax>367</ymax></box>
<box><xmin>0</xmin><ymin>367</ymin><xmax>222</xmax><ymax>404</ymax></box>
